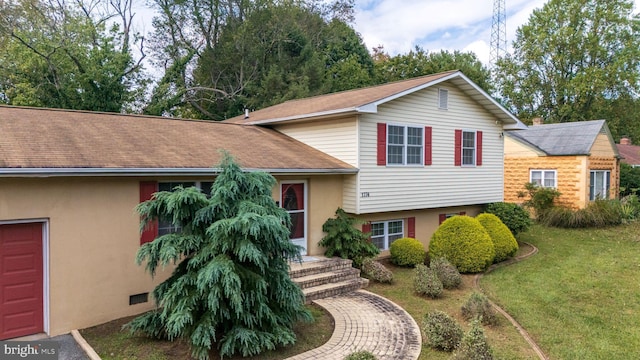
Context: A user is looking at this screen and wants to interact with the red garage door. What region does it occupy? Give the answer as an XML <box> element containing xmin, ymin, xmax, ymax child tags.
<box><xmin>0</xmin><ymin>223</ymin><xmax>44</xmax><ymax>340</ymax></box>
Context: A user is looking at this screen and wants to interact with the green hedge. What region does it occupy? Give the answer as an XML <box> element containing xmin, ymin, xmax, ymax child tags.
<box><xmin>429</xmin><ymin>216</ymin><xmax>495</xmax><ymax>273</ymax></box>
<box><xmin>476</xmin><ymin>213</ymin><xmax>518</xmax><ymax>263</ymax></box>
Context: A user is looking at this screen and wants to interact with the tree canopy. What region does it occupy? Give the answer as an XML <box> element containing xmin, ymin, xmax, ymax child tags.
<box><xmin>0</xmin><ymin>0</ymin><xmax>147</xmax><ymax>112</ymax></box>
<box><xmin>494</xmin><ymin>0</ymin><xmax>640</xmax><ymax>135</ymax></box>
<box><xmin>128</xmin><ymin>155</ymin><xmax>310</xmax><ymax>359</ymax></box>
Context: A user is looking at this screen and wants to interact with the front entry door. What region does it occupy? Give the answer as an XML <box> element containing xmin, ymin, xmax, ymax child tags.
<box><xmin>0</xmin><ymin>223</ymin><xmax>44</xmax><ymax>340</ymax></box>
<box><xmin>281</xmin><ymin>182</ymin><xmax>307</xmax><ymax>255</ymax></box>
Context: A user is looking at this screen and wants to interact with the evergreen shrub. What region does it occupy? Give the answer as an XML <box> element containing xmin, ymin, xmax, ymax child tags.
<box><xmin>422</xmin><ymin>310</ymin><xmax>463</xmax><ymax>352</ymax></box>
<box><xmin>413</xmin><ymin>264</ymin><xmax>443</xmax><ymax>298</ymax></box>
<box><xmin>451</xmin><ymin>319</ymin><xmax>494</xmax><ymax>360</ymax></box>
<box><xmin>429</xmin><ymin>257</ymin><xmax>461</xmax><ymax>289</ymax></box>
<box><xmin>519</xmin><ymin>182</ymin><xmax>561</xmax><ymax>220</ymax></box>
<box><xmin>461</xmin><ymin>292</ymin><xmax>498</xmax><ymax>326</ymax></box>
<box><xmin>361</xmin><ymin>258</ymin><xmax>393</xmax><ymax>283</ymax></box>
<box><xmin>483</xmin><ymin>202</ymin><xmax>532</xmax><ymax>235</ymax></box>
<box><xmin>390</xmin><ymin>237</ymin><xmax>426</xmax><ymax>267</ymax></box>
<box><xmin>318</xmin><ymin>208</ymin><xmax>379</xmax><ymax>267</ymax></box>
<box><xmin>429</xmin><ymin>216</ymin><xmax>495</xmax><ymax>273</ymax></box>
<box><xmin>476</xmin><ymin>213</ymin><xmax>518</xmax><ymax>263</ymax></box>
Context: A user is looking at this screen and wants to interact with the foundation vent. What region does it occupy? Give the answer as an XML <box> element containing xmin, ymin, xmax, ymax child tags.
<box><xmin>129</xmin><ymin>292</ymin><xmax>149</xmax><ymax>305</ymax></box>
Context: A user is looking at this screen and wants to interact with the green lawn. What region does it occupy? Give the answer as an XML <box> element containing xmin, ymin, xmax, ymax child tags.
<box><xmin>480</xmin><ymin>223</ymin><xmax>640</xmax><ymax>359</ymax></box>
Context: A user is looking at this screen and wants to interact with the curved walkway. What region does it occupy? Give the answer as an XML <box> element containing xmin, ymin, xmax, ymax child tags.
<box><xmin>285</xmin><ymin>290</ymin><xmax>422</xmax><ymax>360</ymax></box>
<box><xmin>474</xmin><ymin>241</ymin><xmax>548</xmax><ymax>360</ymax></box>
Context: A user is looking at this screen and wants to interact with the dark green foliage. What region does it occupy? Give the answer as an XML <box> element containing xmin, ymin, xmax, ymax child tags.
<box><xmin>620</xmin><ymin>195</ymin><xmax>640</xmax><ymax>222</ymax></box>
<box><xmin>476</xmin><ymin>214</ymin><xmax>518</xmax><ymax>263</ymax></box>
<box><xmin>542</xmin><ymin>199</ymin><xmax>624</xmax><ymax>228</ymax></box>
<box><xmin>461</xmin><ymin>293</ymin><xmax>498</xmax><ymax>326</ymax></box>
<box><xmin>429</xmin><ymin>216</ymin><xmax>495</xmax><ymax>273</ymax></box>
<box><xmin>620</xmin><ymin>163</ymin><xmax>640</xmax><ymax>196</ymax></box>
<box><xmin>344</xmin><ymin>350</ymin><xmax>377</xmax><ymax>360</ymax></box>
<box><xmin>413</xmin><ymin>264</ymin><xmax>443</xmax><ymax>298</ymax></box>
<box><xmin>127</xmin><ymin>155</ymin><xmax>311</xmax><ymax>359</ymax></box>
<box><xmin>318</xmin><ymin>208</ymin><xmax>379</xmax><ymax>268</ymax></box>
<box><xmin>520</xmin><ymin>182</ymin><xmax>561</xmax><ymax>220</ymax></box>
<box><xmin>430</xmin><ymin>257</ymin><xmax>462</xmax><ymax>290</ymax></box>
<box><xmin>451</xmin><ymin>319</ymin><xmax>494</xmax><ymax>360</ymax></box>
<box><xmin>483</xmin><ymin>202</ymin><xmax>532</xmax><ymax>235</ymax></box>
<box><xmin>361</xmin><ymin>258</ymin><xmax>393</xmax><ymax>284</ymax></box>
<box><xmin>422</xmin><ymin>310</ymin><xmax>463</xmax><ymax>352</ymax></box>
<box><xmin>389</xmin><ymin>237</ymin><xmax>426</xmax><ymax>267</ymax></box>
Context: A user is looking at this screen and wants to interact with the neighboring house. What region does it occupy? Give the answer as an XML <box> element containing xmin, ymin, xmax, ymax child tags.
<box><xmin>504</xmin><ymin>119</ymin><xmax>620</xmax><ymax>209</ymax></box>
<box><xmin>617</xmin><ymin>137</ymin><xmax>640</xmax><ymax>167</ymax></box>
<box><xmin>0</xmin><ymin>70</ymin><xmax>525</xmax><ymax>339</ymax></box>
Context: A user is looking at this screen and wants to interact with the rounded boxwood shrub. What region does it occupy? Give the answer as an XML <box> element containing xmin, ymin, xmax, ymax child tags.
<box><xmin>390</xmin><ymin>237</ymin><xmax>426</xmax><ymax>267</ymax></box>
<box><xmin>361</xmin><ymin>258</ymin><xmax>393</xmax><ymax>283</ymax></box>
<box><xmin>476</xmin><ymin>213</ymin><xmax>518</xmax><ymax>263</ymax></box>
<box><xmin>413</xmin><ymin>264</ymin><xmax>443</xmax><ymax>298</ymax></box>
<box><xmin>461</xmin><ymin>292</ymin><xmax>498</xmax><ymax>326</ymax></box>
<box><xmin>429</xmin><ymin>216</ymin><xmax>495</xmax><ymax>273</ymax></box>
<box><xmin>422</xmin><ymin>310</ymin><xmax>463</xmax><ymax>352</ymax></box>
<box><xmin>429</xmin><ymin>257</ymin><xmax>462</xmax><ymax>289</ymax></box>
<box><xmin>484</xmin><ymin>202</ymin><xmax>532</xmax><ymax>235</ymax></box>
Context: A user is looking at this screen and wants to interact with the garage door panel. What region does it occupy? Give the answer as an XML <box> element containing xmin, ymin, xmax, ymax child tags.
<box><xmin>0</xmin><ymin>223</ymin><xmax>43</xmax><ymax>340</ymax></box>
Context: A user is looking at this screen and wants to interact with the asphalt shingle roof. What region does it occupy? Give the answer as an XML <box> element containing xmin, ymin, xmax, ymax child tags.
<box><xmin>506</xmin><ymin>120</ymin><xmax>608</xmax><ymax>156</ymax></box>
<box><xmin>617</xmin><ymin>143</ymin><xmax>640</xmax><ymax>165</ymax></box>
<box><xmin>0</xmin><ymin>106</ymin><xmax>355</xmax><ymax>173</ymax></box>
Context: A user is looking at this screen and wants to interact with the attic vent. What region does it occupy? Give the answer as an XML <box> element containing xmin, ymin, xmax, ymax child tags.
<box><xmin>129</xmin><ymin>292</ymin><xmax>149</xmax><ymax>305</ymax></box>
<box><xmin>438</xmin><ymin>88</ymin><xmax>449</xmax><ymax>109</ymax></box>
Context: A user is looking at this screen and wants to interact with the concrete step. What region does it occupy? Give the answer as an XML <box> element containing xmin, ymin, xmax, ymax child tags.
<box><xmin>289</xmin><ymin>257</ymin><xmax>354</xmax><ymax>279</ymax></box>
<box><xmin>302</xmin><ymin>278</ymin><xmax>370</xmax><ymax>304</ymax></box>
<box><xmin>293</xmin><ymin>267</ymin><xmax>361</xmax><ymax>289</ymax></box>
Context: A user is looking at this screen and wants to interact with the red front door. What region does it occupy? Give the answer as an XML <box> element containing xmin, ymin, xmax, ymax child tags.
<box><xmin>0</xmin><ymin>223</ymin><xmax>44</xmax><ymax>340</ymax></box>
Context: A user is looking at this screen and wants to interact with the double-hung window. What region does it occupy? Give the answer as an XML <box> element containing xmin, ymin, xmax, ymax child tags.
<box><xmin>387</xmin><ymin>125</ymin><xmax>423</xmax><ymax>165</ymax></box>
<box><xmin>462</xmin><ymin>131</ymin><xmax>476</xmax><ymax>166</ymax></box>
<box><xmin>157</xmin><ymin>181</ymin><xmax>213</xmax><ymax>235</ymax></box>
<box><xmin>530</xmin><ymin>170</ymin><xmax>557</xmax><ymax>188</ymax></box>
<box><xmin>370</xmin><ymin>220</ymin><xmax>404</xmax><ymax>250</ymax></box>
<box><xmin>590</xmin><ymin>170</ymin><xmax>610</xmax><ymax>200</ymax></box>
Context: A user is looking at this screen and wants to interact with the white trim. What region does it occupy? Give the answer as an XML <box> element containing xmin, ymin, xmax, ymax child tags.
<box><xmin>461</xmin><ymin>129</ymin><xmax>477</xmax><ymax>167</ymax></box>
<box><xmin>0</xmin><ymin>218</ymin><xmax>50</xmax><ymax>336</ymax></box>
<box><xmin>280</xmin><ymin>180</ymin><xmax>308</xmax><ymax>256</ymax></box>
<box><xmin>386</xmin><ymin>123</ymin><xmax>425</xmax><ymax>166</ymax></box>
<box><xmin>529</xmin><ymin>169</ymin><xmax>557</xmax><ymax>188</ymax></box>
<box><xmin>0</xmin><ymin>167</ymin><xmax>358</xmax><ymax>177</ymax></box>
<box><xmin>438</xmin><ymin>88</ymin><xmax>449</xmax><ymax>110</ymax></box>
<box><xmin>370</xmin><ymin>219</ymin><xmax>404</xmax><ymax>250</ymax></box>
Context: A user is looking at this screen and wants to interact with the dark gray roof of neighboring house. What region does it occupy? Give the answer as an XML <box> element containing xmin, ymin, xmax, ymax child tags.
<box><xmin>0</xmin><ymin>105</ymin><xmax>357</xmax><ymax>176</ymax></box>
<box><xmin>506</xmin><ymin>120</ymin><xmax>614</xmax><ymax>156</ymax></box>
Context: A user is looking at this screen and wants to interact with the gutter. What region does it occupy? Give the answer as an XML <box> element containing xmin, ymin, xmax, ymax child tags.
<box><xmin>0</xmin><ymin>167</ymin><xmax>359</xmax><ymax>178</ymax></box>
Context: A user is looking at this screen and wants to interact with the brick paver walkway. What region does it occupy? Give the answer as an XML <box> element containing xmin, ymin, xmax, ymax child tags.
<box><xmin>285</xmin><ymin>290</ymin><xmax>422</xmax><ymax>360</ymax></box>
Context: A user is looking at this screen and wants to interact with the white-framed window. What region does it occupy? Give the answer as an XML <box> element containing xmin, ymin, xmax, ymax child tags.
<box><xmin>530</xmin><ymin>170</ymin><xmax>557</xmax><ymax>188</ymax></box>
<box><xmin>438</xmin><ymin>88</ymin><xmax>448</xmax><ymax>109</ymax></box>
<box><xmin>590</xmin><ymin>170</ymin><xmax>610</xmax><ymax>200</ymax></box>
<box><xmin>387</xmin><ymin>124</ymin><xmax>423</xmax><ymax>165</ymax></box>
<box><xmin>158</xmin><ymin>181</ymin><xmax>213</xmax><ymax>235</ymax></box>
<box><xmin>370</xmin><ymin>219</ymin><xmax>404</xmax><ymax>250</ymax></box>
<box><xmin>462</xmin><ymin>130</ymin><xmax>476</xmax><ymax>166</ymax></box>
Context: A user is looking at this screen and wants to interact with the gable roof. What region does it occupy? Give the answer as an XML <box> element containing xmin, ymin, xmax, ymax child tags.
<box><xmin>505</xmin><ymin>120</ymin><xmax>619</xmax><ymax>156</ymax></box>
<box><xmin>617</xmin><ymin>143</ymin><xmax>640</xmax><ymax>165</ymax></box>
<box><xmin>225</xmin><ymin>70</ymin><xmax>527</xmax><ymax>130</ymax></box>
<box><xmin>0</xmin><ymin>106</ymin><xmax>356</xmax><ymax>176</ymax></box>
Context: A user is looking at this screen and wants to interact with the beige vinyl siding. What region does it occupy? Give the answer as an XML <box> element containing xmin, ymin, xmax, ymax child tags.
<box><xmin>504</xmin><ymin>135</ymin><xmax>540</xmax><ymax>157</ymax></box>
<box><xmin>357</xmin><ymin>84</ymin><xmax>504</xmax><ymax>214</ymax></box>
<box><xmin>273</xmin><ymin>117</ymin><xmax>358</xmax><ymax>167</ymax></box>
<box><xmin>590</xmin><ymin>133</ymin><xmax>617</xmax><ymax>157</ymax></box>
<box><xmin>342</xmin><ymin>174</ymin><xmax>358</xmax><ymax>213</ymax></box>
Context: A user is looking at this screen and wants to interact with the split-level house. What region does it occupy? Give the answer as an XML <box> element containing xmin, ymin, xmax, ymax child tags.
<box><xmin>0</xmin><ymin>70</ymin><xmax>525</xmax><ymax>340</ymax></box>
<box><xmin>504</xmin><ymin>119</ymin><xmax>620</xmax><ymax>209</ymax></box>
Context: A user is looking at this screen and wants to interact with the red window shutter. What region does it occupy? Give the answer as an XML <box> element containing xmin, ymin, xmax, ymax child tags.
<box><xmin>454</xmin><ymin>129</ymin><xmax>462</xmax><ymax>166</ymax></box>
<box><xmin>377</xmin><ymin>123</ymin><xmax>387</xmax><ymax>165</ymax></box>
<box><xmin>439</xmin><ymin>214</ymin><xmax>447</xmax><ymax>224</ymax></box>
<box><xmin>408</xmin><ymin>217</ymin><xmax>416</xmax><ymax>238</ymax></box>
<box><xmin>139</xmin><ymin>181</ymin><xmax>158</xmax><ymax>245</ymax></box>
<box><xmin>362</xmin><ymin>222</ymin><xmax>372</xmax><ymax>242</ymax></box>
<box><xmin>424</xmin><ymin>126</ymin><xmax>432</xmax><ymax>165</ymax></box>
<box><xmin>476</xmin><ymin>131</ymin><xmax>483</xmax><ymax>166</ymax></box>
<box><xmin>459</xmin><ymin>211</ymin><xmax>466</xmax><ymax>216</ymax></box>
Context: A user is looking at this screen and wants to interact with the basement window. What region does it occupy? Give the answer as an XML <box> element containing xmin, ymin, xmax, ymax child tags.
<box><xmin>129</xmin><ymin>292</ymin><xmax>149</xmax><ymax>305</ymax></box>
